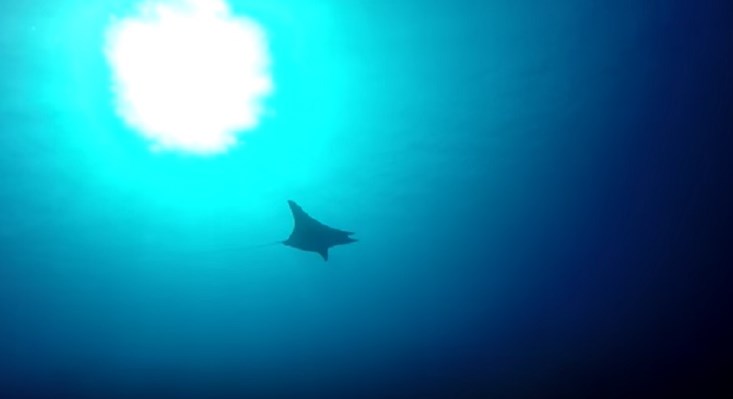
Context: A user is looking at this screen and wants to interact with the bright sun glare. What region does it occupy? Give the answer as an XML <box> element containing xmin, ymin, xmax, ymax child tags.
<box><xmin>105</xmin><ymin>0</ymin><xmax>273</xmax><ymax>155</ymax></box>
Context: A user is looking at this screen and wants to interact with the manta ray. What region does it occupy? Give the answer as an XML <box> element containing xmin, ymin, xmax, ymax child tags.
<box><xmin>282</xmin><ymin>200</ymin><xmax>357</xmax><ymax>261</ymax></box>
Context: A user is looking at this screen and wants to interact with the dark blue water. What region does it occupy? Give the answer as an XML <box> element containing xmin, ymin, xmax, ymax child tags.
<box><xmin>1</xmin><ymin>1</ymin><xmax>731</xmax><ymax>397</ymax></box>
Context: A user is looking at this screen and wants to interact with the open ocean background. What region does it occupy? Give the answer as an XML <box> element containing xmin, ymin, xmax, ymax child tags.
<box><xmin>1</xmin><ymin>1</ymin><xmax>731</xmax><ymax>397</ymax></box>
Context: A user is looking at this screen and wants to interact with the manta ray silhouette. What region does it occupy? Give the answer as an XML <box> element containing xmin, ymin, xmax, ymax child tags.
<box><xmin>282</xmin><ymin>200</ymin><xmax>357</xmax><ymax>261</ymax></box>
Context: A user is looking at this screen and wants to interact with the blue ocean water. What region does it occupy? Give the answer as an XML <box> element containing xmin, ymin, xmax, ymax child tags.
<box><xmin>1</xmin><ymin>1</ymin><xmax>731</xmax><ymax>397</ymax></box>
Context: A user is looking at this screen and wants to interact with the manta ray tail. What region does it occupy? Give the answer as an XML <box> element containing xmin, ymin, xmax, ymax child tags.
<box><xmin>187</xmin><ymin>240</ymin><xmax>284</xmax><ymax>254</ymax></box>
<box><xmin>239</xmin><ymin>240</ymin><xmax>286</xmax><ymax>250</ymax></box>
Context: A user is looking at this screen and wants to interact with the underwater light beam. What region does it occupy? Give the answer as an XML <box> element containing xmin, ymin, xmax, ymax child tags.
<box><xmin>105</xmin><ymin>0</ymin><xmax>273</xmax><ymax>154</ymax></box>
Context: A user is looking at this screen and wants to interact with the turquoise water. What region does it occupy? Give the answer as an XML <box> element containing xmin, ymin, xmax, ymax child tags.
<box><xmin>1</xmin><ymin>1</ymin><xmax>731</xmax><ymax>397</ymax></box>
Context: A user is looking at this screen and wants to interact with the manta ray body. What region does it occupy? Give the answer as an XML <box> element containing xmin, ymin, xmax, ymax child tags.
<box><xmin>283</xmin><ymin>200</ymin><xmax>357</xmax><ymax>261</ymax></box>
